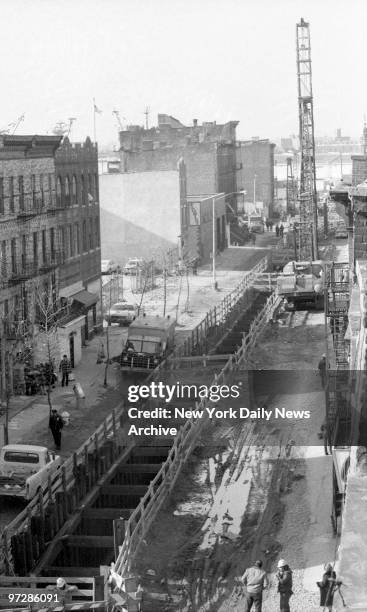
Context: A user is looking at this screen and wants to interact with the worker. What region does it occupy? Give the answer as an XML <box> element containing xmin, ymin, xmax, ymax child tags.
<box><xmin>48</xmin><ymin>577</ymin><xmax>77</xmax><ymax>605</ymax></box>
<box><xmin>240</xmin><ymin>559</ymin><xmax>268</xmax><ymax>611</ymax></box>
<box><xmin>276</xmin><ymin>559</ymin><xmax>293</xmax><ymax>612</ymax></box>
<box><xmin>321</xmin><ymin>420</ymin><xmax>332</xmax><ymax>455</ymax></box>
<box><xmin>316</xmin><ymin>563</ymin><xmax>342</xmax><ymax>611</ymax></box>
<box><xmin>49</xmin><ymin>408</ymin><xmax>64</xmax><ymax>451</ymax></box>
<box><xmin>318</xmin><ymin>354</ymin><xmax>327</xmax><ymax>388</ymax></box>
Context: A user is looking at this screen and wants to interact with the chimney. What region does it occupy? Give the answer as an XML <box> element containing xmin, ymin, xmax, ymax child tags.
<box><xmin>193</xmin><ymin>119</ymin><xmax>198</xmax><ymax>127</ymax></box>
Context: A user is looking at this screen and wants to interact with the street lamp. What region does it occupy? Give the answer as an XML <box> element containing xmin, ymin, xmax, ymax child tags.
<box><xmin>212</xmin><ymin>193</ymin><xmax>225</xmax><ymax>289</ymax></box>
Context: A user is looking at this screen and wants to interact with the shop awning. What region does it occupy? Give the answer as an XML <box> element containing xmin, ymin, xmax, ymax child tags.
<box><xmin>72</xmin><ymin>290</ymin><xmax>99</xmax><ymax>309</ymax></box>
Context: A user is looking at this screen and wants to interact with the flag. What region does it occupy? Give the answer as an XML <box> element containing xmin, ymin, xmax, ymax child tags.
<box><xmin>94</xmin><ymin>102</ymin><xmax>102</xmax><ymax>114</ymax></box>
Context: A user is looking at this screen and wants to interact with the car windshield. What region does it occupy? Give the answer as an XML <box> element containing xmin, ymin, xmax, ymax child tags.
<box><xmin>126</xmin><ymin>339</ymin><xmax>160</xmax><ymax>354</ymax></box>
<box><xmin>4</xmin><ymin>451</ymin><xmax>39</xmax><ymax>463</ymax></box>
<box><xmin>113</xmin><ymin>304</ymin><xmax>135</xmax><ymax>311</ymax></box>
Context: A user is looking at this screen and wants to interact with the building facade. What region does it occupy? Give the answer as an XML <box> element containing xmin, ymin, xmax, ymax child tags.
<box><xmin>54</xmin><ymin>137</ymin><xmax>101</xmax><ymax>354</ymax></box>
<box><xmin>0</xmin><ymin>135</ymin><xmax>101</xmax><ymax>396</ymax></box>
<box><xmin>236</xmin><ymin>139</ymin><xmax>275</xmax><ymax>216</ymax></box>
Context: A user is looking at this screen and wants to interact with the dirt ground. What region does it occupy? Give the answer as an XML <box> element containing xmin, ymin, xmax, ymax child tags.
<box><xmin>133</xmin><ymin>311</ymin><xmax>336</xmax><ymax>611</ymax></box>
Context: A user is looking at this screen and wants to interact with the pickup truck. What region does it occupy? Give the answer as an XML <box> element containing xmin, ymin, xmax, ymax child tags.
<box><xmin>0</xmin><ymin>444</ymin><xmax>61</xmax><ymax>501</ymax></box>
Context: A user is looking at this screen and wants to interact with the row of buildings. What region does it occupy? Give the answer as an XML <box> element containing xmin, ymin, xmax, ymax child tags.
<box><xmin>99</xmin><ymin>114</ymin><xmax>275</xmax><ymax>265</ymax></box>
<box><xmin>0</xmin><ymin>134</ymin><xmax>101</xmax><ymax>396</ymax></box>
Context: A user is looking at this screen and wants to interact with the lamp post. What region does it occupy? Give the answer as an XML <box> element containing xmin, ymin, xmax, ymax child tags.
<box><xmin>212</xmin><ymin>196</ymin><xmax>216</xmax><ymax>289</ymax></box>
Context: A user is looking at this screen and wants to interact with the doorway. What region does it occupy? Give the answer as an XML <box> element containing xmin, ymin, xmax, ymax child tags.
<box><xmin>69</xmin><ymin>333</ymin><xmax>75</xmax><ymax>368</ymax></box>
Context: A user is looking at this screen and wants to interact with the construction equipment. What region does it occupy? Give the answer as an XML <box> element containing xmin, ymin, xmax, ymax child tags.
<box><xmin>296</xmin><ymin>18</ymin><xmax>318</xmax><ymax>260</ymax></box>
<box><xmin>286</xmin><ymin>157</ymin><xmax>297</xmax><ymax>215</ymax></box>
<box><xmin>276</xmin><ymin>259</ymin><xmax>324</xmax><ymax>309</ymax></box>
<box><xmin>112</xmin><ymin>109</ymin><xmax>125</xmax><ymax>131</ymax></box>
<box><xmin>0</xmin><ymin>114</ymin><xmax>25</xmax><ymax>135</ymax></box>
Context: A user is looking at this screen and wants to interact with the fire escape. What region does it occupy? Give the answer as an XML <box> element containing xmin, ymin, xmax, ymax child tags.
<box><xmin>296</xmin><ymin>18</ymin><xmax>318</xmax><ymax>260</ymax></box>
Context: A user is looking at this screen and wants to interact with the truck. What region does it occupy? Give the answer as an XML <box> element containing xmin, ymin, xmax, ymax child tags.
<box><xmin>276</xmin><ymin>260</ymin><xmax>324</xmax><ymax>309</ymax></box>
<box><xmin>0</xmin><ymin>444</ymin><xmax>61</xmax><ymax>501</ymax></box>
<box><xmin>117</xmin><ymin>314</ymin><xmax>176</xmax><ymax>371</ymax></box>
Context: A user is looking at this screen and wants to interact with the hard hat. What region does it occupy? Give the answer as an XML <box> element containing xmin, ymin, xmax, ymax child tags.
<box><xmin>277</xmin><ymin>559</ymin><xmax>286</xmax><ymax>568</ymax></box>
<box><xmin>56</xmin><ymin>578</ymin><xmax>66</xmax><ymax>588</ymax></box>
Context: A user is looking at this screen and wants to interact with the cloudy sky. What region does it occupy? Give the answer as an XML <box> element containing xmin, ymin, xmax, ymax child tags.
<box><xmin>0</xmin><ymin>0</ymin><xmax>365</xmax><ymax>146</ymax></box>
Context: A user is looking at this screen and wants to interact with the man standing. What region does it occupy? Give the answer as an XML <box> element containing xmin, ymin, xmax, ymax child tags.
<box><xmin>318</xmin><ymin>354</ymin><xmax>327</xmax><ymax>388</ymax></box>
<box><xmin>276</xmin><ymin>560</ymin><xmax>293</xmax><ymax>612</ymax></box>
<box><xmin>59</xmin><ymin>354</ymin><xmax>71</xmax><ymax>387</ymax></box>
<box><xmin>49</xmin><ymin>409</ymin><xmax>64</xmax><ymax>450</ymax></box>
<box><xmin>240</xmin><ymin>559</ymin><xmax>268</xmax><ymax>611</ymax></box>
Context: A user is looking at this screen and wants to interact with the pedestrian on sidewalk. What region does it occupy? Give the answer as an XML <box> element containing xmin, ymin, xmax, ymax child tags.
<box><xmin>318</xmin><ymin>354</ymin><xmax>327</xmax><ymax>388</ymax></box>
<box><xmin>321</xmin><ymin>420</ymin><xmax>332</xmax><ymax>455</ymax></box>
<box><xmin>240</xmin><ymin>559</ymin><xmax>268</xmax><ymax>611</ymax></box>
<box><xmin>59</xmin><ymin>354</ymin><xmax>72</xmax><ymax>387</ymax></box>
<box><xmin>275</xmin><ymin>224</ymin><xmax>280</xmax><ymax>237</ymax></box>
<box><xmin>279</xmin><ymin>224</ymin><xmax>284</xmax><ymax>238</ymax></box>
<box><xmin>49</xmin><ymin>408</ymin><xmax>64</xmax><ymax>450</ymax></box>
<box><xmin>276</xmin><ymin>559</ymin><xmax>293</xmax><ymax>612</ymax></box>
<box><xmin>317</xmin><ymin>563</ymin><xmax>342</xmax><ymax>611</ymax></box>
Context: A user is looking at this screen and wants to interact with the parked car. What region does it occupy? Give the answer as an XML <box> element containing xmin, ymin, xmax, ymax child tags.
<box><xmin>0</xmin><ymin>445</ymin><xmax>61</xmax><ymax>501</ymax></box>
<box><xmin>249</xmin><ymin>217</ymin><xmax>265</xmax><ymax>233</ymax></box>
<box><xmin>124</xmin><ymin>258</ymin><xmax>145</xmax><ymax>275</ymax></box>
<box><xmin>101</xmin><ymin>259</ymin><xmax>121</xmax><ymax>275</ymax></box>
<box><xmin>106</xmin><ymin>302</ymin><xmax>140</xmax><ymax>326</ymax></box>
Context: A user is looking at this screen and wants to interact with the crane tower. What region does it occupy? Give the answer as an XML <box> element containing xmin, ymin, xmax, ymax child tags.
<box><xmin>296</xmin><ymin>18</ymin><xmax>318</xmax><ymax>260</ymax></box>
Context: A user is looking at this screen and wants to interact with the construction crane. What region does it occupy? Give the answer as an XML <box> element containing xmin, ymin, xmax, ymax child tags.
<box><xmin>286</xmin><ymin>157</ymin><xmax>297</xmax><ymax>215</ymax></box>
<box><xmin>112</xmin><ymin>109</ymin><xmax>126</xmax><ymax>132</ymax></box>
<box><xmin>296</xmin><ymin>18</ymin><xmax>318</xmax><ymax>260</ymax></box>
<box><xmin>0</xmin><ymin>113</ymin><xmax>25</xmax><ymax>135</ymax></box>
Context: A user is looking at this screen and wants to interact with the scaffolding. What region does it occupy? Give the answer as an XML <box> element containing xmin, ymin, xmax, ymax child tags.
<box><xmin>286</xmin><ymin>156</ymin><xmax>297</xmax><ymax>215</ymax></box>
<box><xmin>325</xmin><ymin>261</ymin><xmax>351</xmax><ymax>531</ymax></box>
<box><xmin>296</xmin><ymin>18</ymin><xmax>318</xmax><ymax>260</ymax></box>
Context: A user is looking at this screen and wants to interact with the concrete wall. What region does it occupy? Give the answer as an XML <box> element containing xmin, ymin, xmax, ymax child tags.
<box><xmin>99</xmin><ymin>170</ymin><xmax>181</xmax><ymax>244</ymax></box>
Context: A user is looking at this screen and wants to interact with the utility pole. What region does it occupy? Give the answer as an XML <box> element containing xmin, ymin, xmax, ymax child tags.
<box><xmin>212</xmin><ymin>196</ymin><xmax>216</xmax><ymax>289</ymax></box>
<box><xmin>296</xmin><ymin>18</ymin><xmax>318</xmax><ymax>260</ymax></box>
<box><xmin>144</xmin><ymin>106</ymin><xmax>150</xmax><ymax>130</ymax></box>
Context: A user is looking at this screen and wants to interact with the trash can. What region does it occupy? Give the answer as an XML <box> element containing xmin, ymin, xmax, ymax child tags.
<box><xmin>73</xmin><ymin>382</ymin><xmax>86</xmax><ymax>409</ymax></box>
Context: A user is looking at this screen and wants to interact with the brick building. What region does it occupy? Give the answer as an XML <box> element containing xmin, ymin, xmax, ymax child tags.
<box><xmin>0</xmin><ymin>135</ymin><xmax>101</xmax><ymax>395</ymax></box>
<box><xmin>236</xmin><ymin>139</ymin><xmax>275</xmax><ymax>216</ymax></box>
<box><xmin>55</xmin><ymin>137</ymin><xmax>101</xmax><ymax>359</ymax></box>
<box><xmin>118</xmin><ymin>115</ymin><xmax>239</xmax><ymax>211</ymax></box>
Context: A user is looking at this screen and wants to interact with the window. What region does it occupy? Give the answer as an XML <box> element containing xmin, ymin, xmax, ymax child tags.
<box><xmin>33</xmin><ymin>232</ymin><xmax>38</xmax><ymax>266</ymax></box>
<box><xmin>31</xmin><ymin>174</ymin><xmax>36</xmax><ymax>208</ymax></box>
<box><xmin>61</xmin><ymin>226</ymin><xmax>66</xmax><ymax>257</ymax></box>
<box><xmin>82</xmin><ymin>220</ymin><xmax>87</xmax><ymax>251</ymax></box>
<box><xmin>18</xmin><ymin>176</ymin><xmax>24</xmax><ymax>211</ymax></box>
<box><xmin>42</xmin><ymin>229</ymin><xmax>47</xmax><ymax>264</ymax></box>
<box><xmin>39</xmin><ymin>174</ymin><xmax>44</xmax><ymax>207</ymax></box>
<box><xmin>89</xmin><ymin>218</ymin><xmax>93</xmax><ymax>249</ymax></box>
<box><xmin>4</xmin><ymin>451</ymin><xmax>39</xmax><ymax>464</ymax></box>
<box><xmin>11</xmin><ymin>238</ymin><xmax>16</xmax><ymax>273</ymax></box>
<box><xmin>50</xmin><ymin>228</ymin><xmax>55</xmax><ymax>260</ymax></box>
<box><xmin>0</xmin><ymin>178</ymin><xmax>3</xmax><ymax>214</ymax></box>
<box><xmin>56</xmin><ymin>176</ymin><xmax>62</xmax><ymax>207</ymax></box>
<box><xmin>88</xmin><ymin>172</ymin><xmax>93</xmax><ymax>201</ymax></box>
<box><xmin>9</xmin><ymin>177</ymin><xmax>14</xmax><ymax>213</ymax></box>
<box><xmin>94</xmin><ymin>216</ymin><xmax>100</xmax><ymax>247</ymax></box>
<box><xmin>65</xmin><ymin>176</ymin><xmax>70</xmax><ymax>206</ymax></box>
<box><xmin>69</xmin><ymin>225</ymin><xmax>74</xmax><ymax>257</ymax></box>
<box><xmin>48</xmin><ymin>174</ymin><xmax>53</xmax><ymax>207</ymax></box>
<box><xmin>72</xmin><ymin>175</ymin><xmax>77</xmax><ymax>204</ymax></box>
<box><xmin>76</xmin><ymin>224</ymin><xmax>80</xmax><ymax>254</ymax></box>
<box><xmin>21</xmin><ymin>235</ymin><xmax>27</xmax><ymax>271</ymax></box>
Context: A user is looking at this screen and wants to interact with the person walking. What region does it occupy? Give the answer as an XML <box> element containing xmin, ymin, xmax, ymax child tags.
<box><xmin>279</xmin><ymin>224</ymin><xmax>284</xmax><ymax>238</ymax></box>
<box><xmin>276</xmin><ymin>559</ymin><xmax>293</xmax><ymax>612</ymax></box>
<box><xmin>240</xmin><ymin>560</ymin><xmax>268</xmax><ymax>611</ymax></box>
<box><xmin>59</xmin><ymin>354</ymin><xmax>71</xmax><ymax>387</ymax></box>
<box><xmin>321</xmin><ymin>420</ymin><xmax>332</xmax><ymax>455</ymax></box>
<box><xmin>275</xmin><ymin>224</ymin><xmax>280</xmax><ymax>237</ymax></box>
<box><xmin>318</xmin><ymin>354</ymin><xmax>327</xmax><ymax>388</ymax></box>
<box><xmin>49</xmin><ymin>408</ymin><xmax>64</xmax><ymax>450</ymax></box>
<box><xmin>317</xmin><ymin>563</ymin><xmax>341</xmax><ymax>611</ymax></box>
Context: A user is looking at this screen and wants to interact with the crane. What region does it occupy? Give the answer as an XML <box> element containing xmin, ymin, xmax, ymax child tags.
<box><xmin>0</xmin><ymin>113</ymin><xmax>25</xmax><ymax>135</ymax></box>
<box><xmin>296</xmin><ymin>18</ymin><xmax>318</xmax><ymax>260</ymax></box>
<box><xmin>112</xmin><ymin>109</ymin><xmax>127</xmax><ymax>132</ymax></box>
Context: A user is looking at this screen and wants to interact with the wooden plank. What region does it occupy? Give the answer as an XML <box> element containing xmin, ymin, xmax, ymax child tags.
<box><xmin>41</xmin><ymin>567</ymin><xmax>100</xmax><ymax>578</ymax></box>
<box><xmin>61</xmin><ymin>535</ymin><xmax>114</xmax><ymax>548</ymax></box>
<box><xmin>101</xmin><ymin>485</ymin><xmax>147</xmax><ymax>496</ymax></box>
<box><xmin>83</xmin><ymin>508</ymin><xmax>133</xmax><ymax>520</ymax></box>
<box><xmin>116</xmin><ymin>464</ymin><xmax>160</xmax><ymax>474</ymax></box>
<box><xmin>0</xmin><ymin>577</ymin><xmax>94</xmax><ymax>584</ymax></box>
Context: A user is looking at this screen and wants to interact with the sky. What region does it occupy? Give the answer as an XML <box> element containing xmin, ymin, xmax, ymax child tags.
<box><xmin>0</xmin><ymin>0</ymin><xmax>366</xmax><ymax>147</ymax></box>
